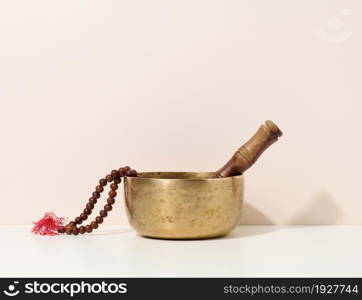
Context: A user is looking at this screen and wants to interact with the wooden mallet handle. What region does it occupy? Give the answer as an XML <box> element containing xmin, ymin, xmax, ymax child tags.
<box><xmin>212</xmin><ymin>120</ymin><xmax>283</xmax><ymax>178</ymax></box>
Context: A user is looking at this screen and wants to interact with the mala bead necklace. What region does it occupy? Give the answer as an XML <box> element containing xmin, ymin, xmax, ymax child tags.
<box><xmin>60</xmin><ymin>166</ymin><xmax>138</xmax><ymax>235</ymax></box>
<box><xmin>32</xmin><ymin>166</ymin><xmax>137</xmax><ymax>236</ymax></box>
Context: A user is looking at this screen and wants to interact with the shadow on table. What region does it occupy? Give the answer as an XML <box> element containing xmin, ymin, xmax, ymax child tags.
<box><xmin>224</xmin><ymin>188</ymin><xmax>343</xmax><ymax>239</ymax></box>
<box><xmin>220</xmin><ymin>203</ymin><xmax>279</xmax><ymax>239</ymax></box>
<box><xmin>239</xmin><ymin>203</ymin><xmax>275</xmax><ymax>225</ymax></box>
<box><xmin>286</xmin><ymin>190</ymin><xmax>342</xmax><ymax>225</ymax></box>
<box><xmin>222</xmin><ymin>225</ymin><xmax>280</xmax><ymax>239</ymax></box>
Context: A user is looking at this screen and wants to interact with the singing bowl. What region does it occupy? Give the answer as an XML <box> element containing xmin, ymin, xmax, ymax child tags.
<box><xmin>124</xmin><ymin>172</ymin><xmax>244</xmax><ymax>239</ymax></box>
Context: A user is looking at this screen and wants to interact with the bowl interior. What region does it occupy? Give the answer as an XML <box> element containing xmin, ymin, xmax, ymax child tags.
<box><xmin>136</xmin><ymin>172</ymin><xmax>241</xmax><ymax>180</ymax></box>
<box><xmin>137</xmin><ymin>172</ymin><xmax>210</xmax><ymax>180</ymax></box>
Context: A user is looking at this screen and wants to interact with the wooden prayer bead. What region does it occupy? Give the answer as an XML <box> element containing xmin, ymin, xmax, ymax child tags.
<box><xmin>65</xmin><ymin>225</ymin><xmax>73</xmax><ymax>235</ymax></box>
<box><xmin>89</xmin><ymin>197</ymin><xmax>97</xmax><ymax>205</ymax></box>
<box><xmin>85</xmin><ymin>225</ymin><xmax>92</xmax><ymax>233</ymax></box>
<box><xmin>107</xmin><ymin>197</ymin><xmax>115</xmax><ymax>205</ymax></box>
<box><xmin>91</xmin><ymin>221</ymin><xmax>98</xmax><ymax>229</ymax></box>
<box><xmin>127</xmin><ymin>169</ymin><xmax>138</xmax><ymax>177</ymax></box>
<box><xmin>109</xmin><ymin>190</ymin><xmax>117</xmax><ymax>198</ymax></box>
<box><xmin>80</xmin><ymin>213</ymin><xmax>88</xmax><ymax>221</ymax></box>
<box><xmin>110</xmin><ymin>183</ymin><xmax>118</xmax><ymax>190</ymax></box>
<box><xmin>86</xmin><ymin>203</ymin><xmax>94</xmax><ymax>210</ymax></box>
<box><xmin>95</xmin><ymin>185</ymin><xmax>104</xmax><ymax>193</ymax></box>
<box><xmin>111</xmin><ymin>169</ymin><xmax>120</xmax><ymax>178</ymax></box>
<box><xmin>95</xmin><ymin>216</ymin><xmax>103</xmax><ymax>224</ymax></box>
<box><xmin>92</xmin><ymin>191</ymin><xmax>100</xmax><ymax>199</ymax></box>
<box><xmin>113</xmin><ymin>177</ymin><xmax>122</xmax><ymax>184</ymax></box>
<box><xmin>104</xmin><ymin>204</ymin><xmax>112</xmax><ymax>211</ymax></box>
<box><xmin>99</xmin><ymin>178</ymin><xmax>107</xmax><ymax>186</ymax></box>
<box><xmin>118</xmin><ymin>167</ymin><xmax>126</xmax><ymax>176</ymax></box>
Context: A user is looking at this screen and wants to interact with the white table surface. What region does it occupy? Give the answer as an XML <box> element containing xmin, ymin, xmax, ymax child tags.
<box><xmin>1</xmin><ymin>225</ymin><xmax>361</xmax><ymax>277</ymax></box>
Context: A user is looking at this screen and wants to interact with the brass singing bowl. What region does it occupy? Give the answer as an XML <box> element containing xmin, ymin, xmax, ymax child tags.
<box><xmin>124</xmin><ymin>172</ymin><xmax>244</xmax><ymax>239</ymax></box>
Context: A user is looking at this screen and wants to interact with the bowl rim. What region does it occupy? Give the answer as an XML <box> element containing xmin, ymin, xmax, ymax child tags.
<box><xmin>124</xmin><ymin>171</ymin><xmax>243</xmax><ymax>181</ymax></box>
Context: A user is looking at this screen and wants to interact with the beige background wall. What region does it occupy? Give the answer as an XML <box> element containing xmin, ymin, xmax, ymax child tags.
<box><xmin>1</xmin><ymin>1</ymin><xmax>361</xmax><ymax>225</ymax></box>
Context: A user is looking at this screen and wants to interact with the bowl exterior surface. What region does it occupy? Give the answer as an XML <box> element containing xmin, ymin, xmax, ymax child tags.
<box><xmin>124</xmin><ymin>172</ymin><xmax>244</xmax><ymax>239</ymax></box>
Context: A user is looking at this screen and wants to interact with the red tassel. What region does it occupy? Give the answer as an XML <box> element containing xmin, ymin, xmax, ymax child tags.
<box><xmin>31</xmin><ymin>212</ymin><xmax>65</xmax><ymax>236</ymax></box>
